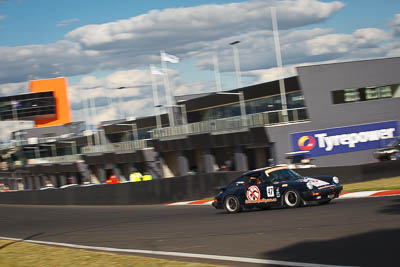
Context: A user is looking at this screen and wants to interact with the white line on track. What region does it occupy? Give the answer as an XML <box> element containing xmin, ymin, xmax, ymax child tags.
<box><xmin>0</xmin><ymin>236</ymin><xmax>358</xmax><ymax>267</ymax></box>
<box><xmin>339</xmin><ymin>191</ymin><xmax>383</xmax><ymax>199</ymax></box>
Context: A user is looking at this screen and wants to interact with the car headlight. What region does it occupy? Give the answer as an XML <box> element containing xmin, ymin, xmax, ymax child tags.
<box><xmin>306</xmin><ymin>181</ymin><xmax>313</xmax><ymax>190</ymax></box>
<box><xmin>333</xmin><ymin>176</ymin><xmax>339</xmax><ymax>184</ymax></box>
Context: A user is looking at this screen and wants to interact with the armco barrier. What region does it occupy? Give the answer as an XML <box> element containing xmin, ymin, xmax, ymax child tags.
<box><xmin>0</xmin><ymin>161</ymin><xmax>399</xmax><ymax>205</ymax></box>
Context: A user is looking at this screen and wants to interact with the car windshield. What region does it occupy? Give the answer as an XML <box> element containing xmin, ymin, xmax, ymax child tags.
<box><xmin>387</xmin><ymin>138</ymin><xmax>400</xmax><ymax>147</ymax></box>
<box><xmin>267</xmin><ymin>168</ymin><xmax>302</xmax><ymax>181</ymax></box>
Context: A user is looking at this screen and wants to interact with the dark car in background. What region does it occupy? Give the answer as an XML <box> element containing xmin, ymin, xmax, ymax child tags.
<box><xmin>212</xmin><ymin>166</ymin><xmax>342</xmax><ymax>214</ymax></box>
<box><xmin>374</xmin><ymin>137</ymin><xmax>400</xmax><ymax>161</ymax></box>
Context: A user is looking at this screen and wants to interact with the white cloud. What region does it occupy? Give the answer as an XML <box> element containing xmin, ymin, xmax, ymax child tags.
<box><xmin>245</xmin><ymin>66</ymin><xmax>298</xmax><ymax>84</ymax></box>
<box><xmin>56</xmin><ymin>18</ymin><xmax>79</xmax><ymax>27</ymax></box>
<box><xmin>303</xmin><ymin>28</ymin><xmax>389</xmax><ymax>57</ymax></box>
<box><xmin>0</xmin><ymin>40</ymin><xmax>96</xmax><ymax>84</ymax></box>
<box><xmin>67</xmin><ymin>0</ymin><xmax>343</xmax><ymax>49</ymax></box>
<box><xmin>390</xmin><ymin>14</ymin><xmax>400</xmax><ymax>37</ymax></box>
<box><xmin>0</xmin><ymin>81</ymin><xmax>28</xmax><ymax>96</ymax></box>
<box><xmin>67</xmin><ymin>67</ymin><xmax>177</xmax><ymax>124</ymax></box>
<box><xmin>1</xmin><ymin>1</ymin><xmax>400</xmax><ymax>140</ymax></box>
<box><xmin>0</xmin><ymin>121</ymin><xmax>34</xmax><ymax>142</ymax></box>
<box><xmin>0</xmin><ymin>0</ymin><xmax>347</xmax><ymax>86</ymax></box>
<box><xmin>175</xmin><ymin>80</ymin><xmax>218</xmax><ymax>96</ymax></box>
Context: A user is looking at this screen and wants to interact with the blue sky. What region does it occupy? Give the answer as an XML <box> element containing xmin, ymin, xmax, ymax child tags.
<box><xmin>0</xmin><ymin>0</ymin><xmax>246</xmax><ymax>46</ymax></box>
<box><xmin>0</xmin><ymin>0</ymin><xmax>399</xmax><ymax>139</ymax></box>
<box><xmin>1</xmin><ymin>0</ymin><xmax>398</xmax><ymax>45</ymax></box>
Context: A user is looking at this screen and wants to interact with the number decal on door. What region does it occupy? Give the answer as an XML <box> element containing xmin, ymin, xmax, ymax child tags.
<box><xmin>266</xmin><ymin>186</ymin><xmax>274</xmax><ymax>197</ymax></box>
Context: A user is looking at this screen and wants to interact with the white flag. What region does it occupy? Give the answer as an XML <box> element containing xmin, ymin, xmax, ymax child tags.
<box><xmin>161</xmin><ymin>52</ymin><xmax>179</xmax><ymax>63</ymax></box>
<box><xmin>150</xmin><ymin>65</ymin><xmax>164</xmax><ymax>75</ymax></box>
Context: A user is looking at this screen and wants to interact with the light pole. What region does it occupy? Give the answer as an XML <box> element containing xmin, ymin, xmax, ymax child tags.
<box><xmin>115</xmin><ymin>86</ymin><xmax>127</xmax><ymax>119</ymax></box>
<box><xmin>156</xmin><ymin>104</ymin><xmax>187</xmax><ymax>125</ymax></box>
<box><xmin>213</xmin><ymin>53</ymin><xmax>222</xmax><ymax>92</ymax></box>
<box><xmin>160</xmin><ymin>51</ymin><xmax>176</xmax><ymax>127</ymax></box>
<box><xmin>270</xmin><ymin>7</ymin><xmax>288</xmax><ymax>121</ymax></box>
<box><xmin>81</xmin><ymin>87</ymin><xmax>98</xmax><ymax>131</ymax></box>
<box><xmin>149</xmin><ymin>65</ymin><xmax>162</xmax><ymax>129</ymax></box>
<box><xmin>83</xmin><ymin>85</ymin><xmax>126</xmax><ymax>131</ymax></box>
<box><xmin>89</xmin><ymin>96</ymin><xmax>98</xmax><ymax>130</ymax></box>
<box><xmin>116</xmin><ymin>123</ymin><xmax>138</xmax><ymax>141</ymax></box>
<box><xmin>10</xmin><ymin>100</ymin><xmax>22</xmax><ymax>144</ymax></box>
<box><xmin>229</xmin><ymin>41</ymin><xmax>242</xmax><ymax>89</ymax></box>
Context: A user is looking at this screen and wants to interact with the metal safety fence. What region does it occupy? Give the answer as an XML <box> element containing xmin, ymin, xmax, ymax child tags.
<box><xmin>81</xmin><ymin>139</ymin><xmax>149</xmax><ymax>154</ymax></box>
<box><xmin>27</xmin><ymin>154</ymin><xmax>83</xmax><ymax>165</ymax></box>
<box><xmin>151</xmin><ymin>107</ymin><xmax>309</xmax><ymax>139</ymax></box>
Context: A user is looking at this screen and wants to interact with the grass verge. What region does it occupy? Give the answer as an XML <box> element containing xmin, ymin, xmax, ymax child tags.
<box><xmin>0</xmin><ymin>240</ymin><xmax>223</xmax><ymax>267</ymax></box>
<box><xmin>342</xmin><ymin>176</ymin><xmax>400</xmax><ymax>193</ymax></box>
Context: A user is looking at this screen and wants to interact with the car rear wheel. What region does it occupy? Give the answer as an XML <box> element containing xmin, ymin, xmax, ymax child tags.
<box><xmin>224</xmin><ymin>195</ymin><xmax>242</xmax><ymax>214</ymax></box>
<box><xmin>282</xmin><ymin>190</ymin><xmax>301</xmax><ymax>208</ymax></box>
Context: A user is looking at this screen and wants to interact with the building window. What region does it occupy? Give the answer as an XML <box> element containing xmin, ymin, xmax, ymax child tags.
<box><xmin>332</xmin><ymin>83</ymin><xmax>400</xmax><ymax>104</ymax></box>
<box><xmin>378</xmin><ymin>86</ymin><xmax>393</xmax><ymax>98</ymax></box>
<box><xmin>344</xmin><ymin>89</ymin><xmax>360</xmax><ymax>102</ymax></box>
<box><xmin>188</xmin><ymin>91</ymin><xmax>306</xmax><ymax>123</ymax></box>
<box><xmin>365</xmin><ymin>87</ymin><xmax>378</xmax><ymax>100</ymax></box>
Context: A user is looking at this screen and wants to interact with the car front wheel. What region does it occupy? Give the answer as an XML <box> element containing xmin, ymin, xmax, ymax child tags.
<box><xmin>282</xmin><ymin>190</ymin><xmax>301</xmax><ymax>208</ymax></box>
<box><xmin>224</xmin><ymin>195</ymin><xmax>242</xmax><ymax>214</ymax></box>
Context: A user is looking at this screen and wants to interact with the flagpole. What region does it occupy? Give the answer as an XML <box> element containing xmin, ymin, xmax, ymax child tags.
<box><xmin>150</xmin><ymin>65</ymin><xmax>162</xmax><ymax>129</ymax></box>
<box><xmin>160</xmin><ymin>51</ymin><xmax>175</xmax><ymax>127</ymax></box>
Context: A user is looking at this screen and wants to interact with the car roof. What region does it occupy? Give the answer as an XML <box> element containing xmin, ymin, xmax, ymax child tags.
<box><xmin>243</xmin><ymin>165</ymin><xmax>287</xmax><ymax>175</ymax></box>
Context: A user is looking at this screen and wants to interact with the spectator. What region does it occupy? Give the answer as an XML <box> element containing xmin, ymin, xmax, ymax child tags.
<box><xmin>142</xmin><ymin>172</ymin><xmax>152</xmax><ymax>181</ymax></box>
<box><xmin>105</xmin><ymin>174</ymin><xmax>120</xmax><ymax>184</ymax></box>
<box><xmin>130</xmin><ymin>171</ymin><xmax>143</xmax><ymax>182</ymax></box>
<box><xmin>45</xmin><ymin>180</ymin><xmax>54</xmax><ymax>188</ymax></box>
<box><xmin>224</xmin><ymin>159</ymin><xmax>233</xmax><ymax>171</ymax></box>
<box><xmin>219</xmin><ymin>164</ymin><xmax>228</xmax><ymax>171</ymax></box>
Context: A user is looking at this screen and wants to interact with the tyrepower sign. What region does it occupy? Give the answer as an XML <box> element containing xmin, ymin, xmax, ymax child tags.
<box><xmin>290</xmin><ymin>121</ymin><xmax>399</xmax><ymax>157</ymax></box>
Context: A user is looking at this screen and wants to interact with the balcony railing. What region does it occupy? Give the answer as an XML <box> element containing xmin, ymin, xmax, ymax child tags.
<box><xmin>0</xmin><ymin>134</ymin><xmax>78</xmax><ymax>150</ymax></box>
<box><xmin>0</xmin><ymin>108</ymin><xmax>308</xmax><ymax>155</ymax></box>
<box><xmin>27</xmin><ymin>155</ymin><xmax>83</xmax><ymax>165</ymax></box>
<box><xmin>151</xmin><ymin>107</ymin><xmax>309</xmax><ymax>139</ymax></box>
<box><xmin>81</xmin><ymin>139</ymin><xmax>149</xmax><ymax>154</ymax></box>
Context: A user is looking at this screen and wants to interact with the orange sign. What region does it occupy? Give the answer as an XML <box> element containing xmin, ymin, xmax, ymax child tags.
<box><xmin>29</xmin><ymin>77</ymin><xmax>71</xmax><ymax>127</ymax></box>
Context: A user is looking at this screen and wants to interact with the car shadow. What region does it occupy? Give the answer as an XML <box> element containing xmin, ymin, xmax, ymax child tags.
<box><xmin>0</xmin><ymin>232</ymin><xmax>45</xmax><ymax>250</ymax></box>
<box><xmin>378</xmin><ymin>197</ymin><xmax>400</xmax><ymax>215</ymax></box>
<box><xmin>214</xmin><ymin>200</ymin><xmax>339</xmax><ymax>215</ymax></box>
<box><xmin>262</xmin><ymin>228</ymin><xmax>400</xmax><ymax>267</ymax></box>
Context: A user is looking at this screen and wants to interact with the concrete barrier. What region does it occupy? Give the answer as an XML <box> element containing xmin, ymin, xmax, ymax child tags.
<box><xmin>0</xmin><ymin>171</ymin><xmax>241</xmax><ymax>205</ymax></box>
<box><xmin>295</xmin><ymin>160</ymin><xmax>400</xmax><ymax>184</ymax></box>
<box><xmin>0</xmin><ymin>161</ymin><xmax>399</xmax><ymax>205</ymax></box>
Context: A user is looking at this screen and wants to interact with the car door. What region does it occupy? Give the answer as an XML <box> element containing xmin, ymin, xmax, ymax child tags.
<box><xmin>260</xmin><ymin>171</ymin><xmax>280</xmax><ymax>204</ymax></box>
<box><xmin>230</xmin><ymin>173</ymin><xmax>262</xmax><ymax>205</ymax></box>
<box><xmin>230</xmin><ymin>175</ymin><xmax>251</xmax><ymax>204</ymax></box>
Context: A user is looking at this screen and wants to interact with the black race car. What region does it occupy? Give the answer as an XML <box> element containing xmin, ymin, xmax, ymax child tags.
<box><xmin>373</xmin><ymin>137</ymin><xmax>400</xmax><ymax>161</ymax></box>
<box><xmin>212</xmin><ymin>166</ymin><xmax>342</xmax><ymax>214</ymax></box>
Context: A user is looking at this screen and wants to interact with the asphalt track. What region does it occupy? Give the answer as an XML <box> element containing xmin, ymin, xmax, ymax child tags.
<box><xmin>0</xmin><ymin>196</ymin><xmax>399</xmax><ymax>267</ymax></box>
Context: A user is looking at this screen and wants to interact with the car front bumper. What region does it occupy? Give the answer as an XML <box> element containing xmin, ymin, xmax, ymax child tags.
<box><xmin>212</xmin><ymin>198</ymin><xmax>223</xmax><ymax>209</ymax></box>
<box><xmin>301</xmin><ymin>185</ymin><xmax>343</xmax><ymax>201</ymax></box>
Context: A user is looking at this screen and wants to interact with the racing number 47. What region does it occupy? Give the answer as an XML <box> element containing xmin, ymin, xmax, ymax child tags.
<box><xmin>267</xmin><ymin>186</ymin><xmax>274</xmax><ymax>197</ymax></box>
